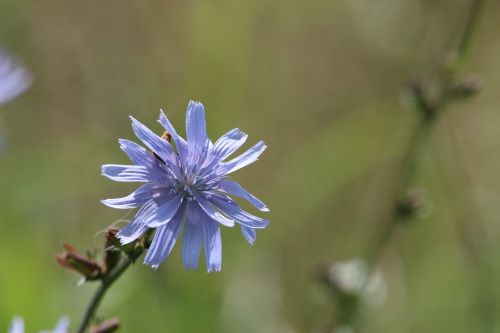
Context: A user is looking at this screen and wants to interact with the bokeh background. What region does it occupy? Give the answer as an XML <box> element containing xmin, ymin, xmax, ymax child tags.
<box><xmin>2</xmin><ymin>0</ymin><xmax>500</xmax><ymax>332</ymax></box>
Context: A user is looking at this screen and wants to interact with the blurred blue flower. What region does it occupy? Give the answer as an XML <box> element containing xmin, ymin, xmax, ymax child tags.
<box><xmin>102</xmin><ymin>101</ymin><xmax>269</xmax><ymax>272</ymax></box>
<box><xmin>7</xmin><ymin>317</ymin><xmax>23</xmax><ymax>333</ymax></box>
<box><xmin>0</xmin><ymin>49</ymin><xmax>32</xmax><ymax>105</ymax></box>
<box><xmin>8</xmin><ymin>316</ymin><xmax>69</xmax><ymax>333</ymax></box>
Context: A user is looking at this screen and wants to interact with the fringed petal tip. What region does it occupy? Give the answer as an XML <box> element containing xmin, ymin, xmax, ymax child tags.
<box><xmin>188</xmin><ymin>100</ymin><xmax>204</xmax><ymax>108</ymax></box>
<box><xmin>242</xmin><ymin>226</ymin><xmax>257</xmax><ymax>245</ymax></box>
<box><xmin>207</xmin><ymin>264</ymin><xmax>222</xmax><ymax>273</ymax></box>
<box><xmin>148</xmin><ymin>263</ymin><xmax>160</xmax><ymax>270</ymax></box>
<box><xmin>116</xmin><ymin>232</ymin><xmax>136</xmax><ymax>246</ymax></box>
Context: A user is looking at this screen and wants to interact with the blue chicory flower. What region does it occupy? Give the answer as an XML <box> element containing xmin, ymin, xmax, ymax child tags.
<box><xmin>0</xmin><ymin>49</ymin><xmax>32</xmax><ymax>105</ymax></box>
<box><xmin>102</xmin><ymin>101</ymin><xmax>269</xmax><ymax>272</ymax></box>
<box><xmin>8</xmin><ymin>316</ymin><xmax>69</xmax><ymax>333</ymax></box>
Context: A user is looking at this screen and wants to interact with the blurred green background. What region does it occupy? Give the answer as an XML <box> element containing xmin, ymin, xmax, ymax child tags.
<box><xmin>2</xmin><ymin>0</ymin><xmax>500</xmax><ymax>332</ymax></box>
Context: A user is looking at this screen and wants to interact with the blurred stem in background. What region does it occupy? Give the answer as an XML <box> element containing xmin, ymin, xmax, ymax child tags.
<box><xmin>443</xmin><ymin>119</ymin><xmax>498</xmax><ymax>333</ymax></box>
<box><xmin>320</xmin><ymin>0</ymin><xmax>488</xmax><ymax>331</ymax></box>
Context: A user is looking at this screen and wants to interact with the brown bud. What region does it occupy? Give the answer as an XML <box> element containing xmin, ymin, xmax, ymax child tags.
<box><xmin>105</xmin><ymin>228</ymin><xmax>122</xmax><ymax>248</ymax></box>
<box><xmin>55</xmin><ymin>243</ymin><xmax>103</xmax><ymax>281</ymax></box>
<box><xmin>89</xmin><ymin>318</ymin><xmax>120</xmax><ymax>333</ymax></box>
<box><xmin>104</xmin><ymin>229</ymin><xmax>122</xmax><ymax>273</ymax></box>
<box><xmin>151</xmin><ymin>131</ymin><xmax>173</xmax><ymax>164</ymax></box>
<box><xmin>452</xmin><ymin>75</ymin><xmax>483</xmax><ymax>98</ymax></box>
<box><xmin>161</xmin><ymin>130</ymin><xmax>172</xmax><ymax>142</ymax></box>
<box><xmin>396</xmin><ymin>190</ymin><xmax>427</xmax><ymax>220</ymax></box>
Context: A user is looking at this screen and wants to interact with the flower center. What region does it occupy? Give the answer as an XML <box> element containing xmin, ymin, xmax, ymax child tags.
<box><xmin>175</xmin><ymin>173</ymin><xmax>202</xmax><ymax>200</ymax></box>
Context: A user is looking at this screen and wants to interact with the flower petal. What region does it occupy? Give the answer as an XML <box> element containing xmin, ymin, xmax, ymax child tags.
<box><xmin>8</xmin><ymin>317</ymin><xmax>24</xmax><ymax>333</ymax></box>
<box><xmin>209</xmin><ymin>194</ymin><xmax>269</xmax><ymax>229</ymax></box>
<box><xmin>101</xmin><ymin>183</ymin><xmax>170</xmax><ymax>209</ymax></box>
<box><xmin>219</xmin><ymin>141</ymin><xmax>267</xmax><ymax>175</ymax></box>
<box><xmin>117</xmin><ymin>200</ymin><xmax>158</xmax><ymax>244</ymax></box>
<box><xmin>146</xmin><ymin>192</ymin><xmax>185</xmax><ymax>227</ymax></box>
<box><xmin>118</xmin><ymin>139</ymin><xmax>158</xmax><ymax>167</ymax></box>
<box><xmin>0</xmin><ymin>51</ymin><xmax>32</xmax><ymax>105</ymax></box>
<box><xmin>144</xmin><ymin>203</ymin><xmax>186</xmax><ymax>268</ymax></box>
<box><xmin>102</xmin><ymin>164</ymin><xmax>161</xmax><ymax>182</ymax></box>
<box><xmin>159</xmin><ymin>110</ymin><xmax>188</xmax><ymax>162</ymax></box>
<box><xmin>52</xmin><ymin>317</ymin><xmax>70</xmax><ymax>333</ymax></box>
<box><xmin>241</xmin><ymin>226</ymin><xmax>256</xmax><ymax>245</ymax></box>
<box><xmin>130</xmin><ymin>116</ymin><xmax>179</xmax><ymax>174</ymax></box>
<box><xmin>182</xmin><ymin>205</ymin><xmax>203</xmax><ymax>269</ymax></box>
<box><xmin>197</xmin><ymin>128</ymin><xmax>247</xmax><ymax>178</ymax></box>
<box><xmin>196</xmin><ymin>196</ymin><xmax>235</xmax><ymax>227</ymax></box>
<box><xmin>218</xmin><ymin>179</ymin><xmax>269</xmax><ymax>212</ymax></box>
<box><xmin>185</xmin><ymin>101</ymin><xmax>209</xmax><ymax>163</ymax></box>
<box><xmin>201</xmin><ymin>216</ymin><xmax>222</xmax><ymax>272</ymax></box>
<box><xmin>211</xmin><ymin>128</ymin><xmax>247</xmax><ymax>162</ymax></box>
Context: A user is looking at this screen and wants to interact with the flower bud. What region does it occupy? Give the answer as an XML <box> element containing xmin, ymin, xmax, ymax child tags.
<box><xmin>55</xmin><ymin>243</ymin><xmax>103</xmax><ymax>281</ymax></box>
<box><xmin>161</xmin><ymin>130</ymin><xmax>172</xmax><ymax>142</ymax></box>
<box><xmin>452</xmin><ymin>75</ymin><xmax>483</xmax><ymax>98</ymax></box>
<box><xmin>396</xmin><ymin>189</ymin><xmax>428</xmax><ymax>221</ymax></box>
<box><xmin>104</xmin><ymin>229</ymin><xmax>122</xmax><ymax>273</ymax></box>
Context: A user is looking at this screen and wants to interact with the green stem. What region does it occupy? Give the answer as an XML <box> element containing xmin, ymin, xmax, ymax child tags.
<box><xmin>76</xmin><ymin>251</ymin><xmax>143</xmax><ymax>333</ymax></box>
<box><xmin>366</xmin><ymin>0</ymin><xmax>487</xmax><ymax>270</ymax></box>
<box><xmin>438</xmin><ymin>0</ymin><xmax>486</xmax><ymax>108</ymax></box>
<box><xmin>365</xmin><ymin>117</ymin><xmax>432</xmax><ymax>267</ymax></box>
<box><xmin>349</xmin><ymin>0</ymin><xmax>487</xmax><ymax>329</ymax></box>
<box><xmin>457</xmin><ymin>0</ymin><xmax>486</xmax><ymax>61</ymax></box>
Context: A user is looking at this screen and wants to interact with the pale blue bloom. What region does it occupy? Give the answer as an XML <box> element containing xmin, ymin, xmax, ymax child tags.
<box><xmin>102</xmin><ymin>101</ymin><xmax>269</xmax><ymax>272</ymax></box>
<box><xmin>0</xmin><ymin>49</ymin><xmax>32</xmax><ymax>152</ymax></box>
<box><xmin>7</xmin><ymin>317</ymin><xmax>23</xmax><ymax>333</ymax></box>
<box><xmin>0</xmin><ymin>49</ymin><xmax>32</xmax><ymax>105</ymax></box>
<box><xmin>8</xmin><ymin>317</ymin><xmax>69</xmax><ymax>333</ymax></box>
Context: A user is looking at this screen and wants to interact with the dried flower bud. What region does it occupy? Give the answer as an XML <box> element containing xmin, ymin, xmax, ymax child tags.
<box><xmin>104</xmin><ymin>229</ymin><xmax>122</xmax><ymax>273</ymax></box>
<box><xmin>89</xmin><ymin>318</ymin><xmax>120</xmax><ymax>333</ymax></box>
<box><xmin>55</xmin><ymin>243</ymin><xmax>103</xmax><ymax>281</ymax></box>
<box><xmin>152</xmin><ymin>131</ymin><xmax>173</xmax><ymax>164</ymax></box>
<box><xmin>105</xmin><ymin>228</ymin><xmax>122</xmax><ymax>248</ymax></box>
<box><xmin>161</xmin><ymin>130</ymin><xmax>172</xmax><ymax>142</ymax></box>
<box><xmin>452</xmin><ymin>75</ymin><xmax>483</xmax><ymax>98</ymax></box>
<box><xmin>396</xmin><ymin>190</ymin><xmax>428</xmax><ymax>221</ymax></box>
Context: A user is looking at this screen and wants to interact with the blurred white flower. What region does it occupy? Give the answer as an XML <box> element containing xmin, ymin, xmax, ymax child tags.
<box><xmin>8</xmin><ymin>316</ymin><xmax>69</xmax><ymax>333</ymax></box>
<box><xmin>0</xmin><ymin>49</ymin><xmax>32</xmax><ymax>105</ymax></box>
<box><xmin>326</xmin><ymin>258</ymin><xmax>386</xmax><ymax>306</ymax></box>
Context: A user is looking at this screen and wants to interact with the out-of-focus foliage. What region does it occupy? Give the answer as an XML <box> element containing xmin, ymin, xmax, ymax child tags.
<box><xmin>1</xmin><ymin>0</ymin><xmax>500</xmax><ymax>332</ymax></box>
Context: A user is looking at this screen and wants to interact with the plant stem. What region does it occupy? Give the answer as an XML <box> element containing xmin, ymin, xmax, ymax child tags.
<box><xmin>365</xmin><ymin>117</ymin><xmax>432</xmax><ymax>267</ymax></box>
<box><xmin>457</xmin><ymin>0</ymin><xmax>486</xmax><ymax>61</ymax></box>
<box><xmin>366</xmin><ymin>0</ymin><xmax>487</xmax><ymax>270</ymax></box>
<box><xmin>76</xmin><ymin>251</ymin><xmax>143</xmax><ymax>333</ymax></box>
<box><xmin>347</xmin><ymin>1</ymin><xmax>488</xmax><ymax>330</ymax></box>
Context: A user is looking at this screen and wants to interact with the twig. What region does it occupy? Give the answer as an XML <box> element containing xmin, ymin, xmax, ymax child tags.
<box><xmin>76</xmin><ymin>250</ymin><xmax>144</xmax><ymax>333</ymax></box>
